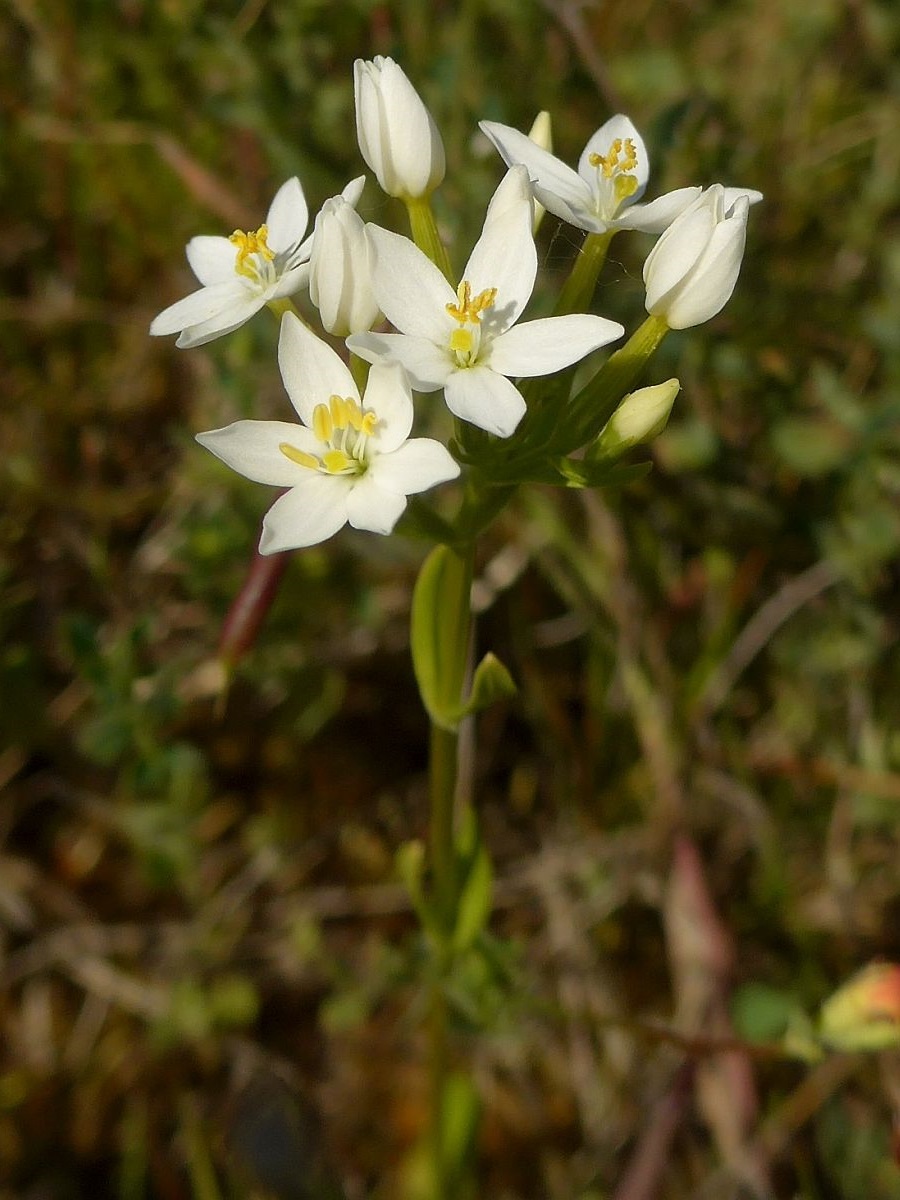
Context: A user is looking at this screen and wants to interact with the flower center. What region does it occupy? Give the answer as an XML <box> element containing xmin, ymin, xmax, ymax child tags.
<box><xmin>588</xmin><ymin>137</ymin><xmax>640</xmax><ymax>216</ymax></box>
<box><xmin>229</xmin><ymin>224</ymin><xmax>276</xmax><ymax>282</ymax></box>
<box><xmin>279</xmin><ymin>394</ymin><xmax>377</xmax><ymax>476</ymax></box>
<box><xmin>445</xmin><ymin>280</ymin><xmax>497</xmax><ymax>367</ymax></box>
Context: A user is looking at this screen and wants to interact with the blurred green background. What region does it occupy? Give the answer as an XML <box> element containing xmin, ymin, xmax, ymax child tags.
<box><xmin>3</xmin><ymin>0</ymin><xmax>900</xmax><ymax>1196</ymax></box>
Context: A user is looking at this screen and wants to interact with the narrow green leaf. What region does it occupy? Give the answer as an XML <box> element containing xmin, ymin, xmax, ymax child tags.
<box><xmin>411</xmin><ymin>545</ymin><xmax>471</xmax><ymax>730</ymax></box>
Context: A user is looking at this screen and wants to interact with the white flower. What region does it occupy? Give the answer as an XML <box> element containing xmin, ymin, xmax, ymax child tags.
<box><xmin>308</xmin><ymin>182</ymin><xmax>382</xmax><ymax>336</ymax></box>
<box><xmin>479</xmin><ymin>114</ymin><xmax>762</xmax><ymax>237</ymax></box>
<box><xmin>643</xmin><ymin>186</ymin><xmax>751</xmax><ymax>329</ymax></box>
<box><xmin>196</xmin><ymin>314</ymin><xmax>459</xmax><ymax>553</ymax></box>
<box><xmin>354</xmin><ymin>56</ymin><xmax>445</xmax><ymax>199</ymax></box>
<box><xmin>348</xmin><ymin>167</ymin><xmax>624</xmax><ymax>438</ymax></box>
<box><xmin>150</xmin><ymin>178</ymin><xmax>365</xmax><ymax>349</ymax></box>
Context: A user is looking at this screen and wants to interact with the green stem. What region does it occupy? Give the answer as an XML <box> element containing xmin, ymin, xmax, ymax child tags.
<box><xmin>555</xmin><ymin>230</ymin><xmax>613</xmax><ymax>316</ymax></box>
<box><xmin>405</xmin><ymin>195</ymin><xmax>454</xmax><ymax>283</ymax></box>
<box><xmin>419</xmin><ymin>539</ymin><xmax>474</xmax><ymax>1200</ymax></box>
<box><xmin>562</xmin><ymin>312</ymin><xmax>670</xmax><ymax>453</ymax></box>
<box><xmin>349</xmin><ymin>352</ymin><xmax>370</xmax><ymax>395</ymax></box>
<box><xmin>430</xmin><ymin>723</ymin><xmax>460</xmax><ymax>929</ymax></box>
<box><xmin>265</xmin><ymin>296</ymin><xmax>301</xmax><ymax>321</ymax></box>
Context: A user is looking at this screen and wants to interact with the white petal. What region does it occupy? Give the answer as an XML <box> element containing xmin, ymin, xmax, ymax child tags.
<box><xmin>265</xmin><ymin>178</ymin><xmax>309</xmax><ymax>253</ymax></box>
<box><xmin>463</xmin><ymin>188</ymin><xmax>537</xmax><ymax>334</ymax></box>
<box><xmin>186</xmin><ymin>236</ymin><xmax>237</xmax><ymax>285</ymax></box>
<box><xmin>479</xmin><ymin>120</ymin><xmax>595</xmax><ymax>226</ymax></box>
<box><xmin>362</xmin><ymin>362</ymin><xmax>414</xmax><ymax>453</ymax></box>
<box><xmin>354</xmin><ymin>60</ymin><xmax>388</xmax><ymax>186</ymax></box>
<box><xmin>278</xmin><ymin>312</ymin><xmax>358</xmax><ymax>428</ymax></box>
<box><xmin>271</xmin><ymin>262</ymin><xmax>311</xmax><ymax>298</ymax></box>
<box><xmin>174</xmin><ymin>296</ymin><xmax>266</xmax><ymax>348</ymax></box>
<box><xmin>149</xmin><ymin>280</ymin><xmax>251</xmax><ymax>336</ymax></box>
<box><xmin>723</xmin><ymin>186</ymin><xmax>764</xmax><ymax>209</ymax></box>
<box><xmin>614</xmin><ymin>187</ymin><xmax>701</xmax><ymax>234</ymax></box>
<box><xmin>259</xmin><ymin>476</ymin><xmax>350</xmax><ymax>552</ymax></box>
<box><xmin>579</xmin><ymin>115</ymin><xmax>649</xmax><ymax>201</ymax></box>
<box><xmin>379</xmin><ymin>60</ymin><xmax>445</xmax><ymax>198</ymax></box>
<box><xmin>367</xmin><ymin>225</ymin><xmax>455</xmax><ymax>340</ymax></box>
<box><xmin>444</xmin><ymin>366</ymin><xmax>526</xmax><ymax>438</ymax></box>
<box><xmin>347</xmin><ymin>332</ymin><xmax>453</xmax><ymax>392</ymax></box>
<box><xmin>341</xmin><ymin>175</ymin><xmax>367</xmax><ymax>207</ymax></box>
<box><xmin>487</xmin><ymin>314</ymin><xmax>624</xmax><ymax>378</ymax></box>
<box><xmin>665</xmin><ymin>203</ymin><xmax>748</xmax><ymax>329</ymax></box>
<box><xmin>345</xmin><ymin>478</ymin><xmax>407</xmax><ymax>534</ymax></box>
<box><xmin>369</xmin><ymin>438</ymin><xmax>460</xmax><ymax>494</ymax></box>
<box><xmin>643</xmin><ymin>202</ymin><xmax>716</xmax><ymax>311</ymax></box>
<box><xmin>196</xmin><ymin>420</ymin><xmax>320</xmax><ymax>485</ymax></box>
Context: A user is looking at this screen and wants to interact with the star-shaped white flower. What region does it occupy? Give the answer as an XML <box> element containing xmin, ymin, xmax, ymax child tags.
<box><xmin>479</xmin><ymin>114</ymin><xmax>762</xmax><ymax>236</ymax></box>
<box><xmin>196</xmin><ymin>313</ymin><xmax>460</xmax><ymax>553</ymax></box>
<box><xmin>150</xmin><ymin>177</ymin><xmax>364</xmax><ymax>349</ymax></box>
<box><xmin>348</xmin><ymin>167</ymin><xmax>624</xmax><ymax>438</ymax></box>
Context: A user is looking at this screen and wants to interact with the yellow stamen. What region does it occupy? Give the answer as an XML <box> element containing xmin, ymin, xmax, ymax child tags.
<box><xmin>229</xmin><ymin>224</ymin><xmax>276</xmax><ymax>278</ymax></box>
<box><xmin>589</xmin><ymin>137</ymin><xmax>638</xmax><ymax>179</ymax></box>
<box><xmin>279</xmin><ymin>442</ymin><xmax>319</xmax><ymax>470</ymax></box>
<box><xmin>322</xmin><ymin>449</ymin><xmax>354</xmax><ymax>473</ymax></box>
<box><xmin>446</xmin><ymin>279</ymin><xmax>497</xmax><ymax>324</ymax></box>
<box><xmin>329</xmin><ymin>394</ymin><xmax>349</xmax><ymax>430</ymax></box>
<box><xmin>313</xmin><ymin>403</ymin><xmax>334</xmax><ymax>443</ymax></box>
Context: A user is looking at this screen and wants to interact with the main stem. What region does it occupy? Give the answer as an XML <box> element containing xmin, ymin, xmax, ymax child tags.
<box><xmin>425</xmin><ymin>541</ymin><xmax>474</xmax><ymax>1200</ymax></box>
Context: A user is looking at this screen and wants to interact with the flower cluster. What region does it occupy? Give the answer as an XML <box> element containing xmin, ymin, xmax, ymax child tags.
<box><xmin>151</xmin><ymin>57</ymin><xmax>761</xmax><ymax>553</ymax></box>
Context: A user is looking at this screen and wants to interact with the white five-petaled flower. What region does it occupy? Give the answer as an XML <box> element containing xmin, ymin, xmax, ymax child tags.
<box><xmin>643</xmin><ymin>185</ymin><xmax>752</xmax><ymax>329</ymax></box>
<box><xmin>354</xmin><ymin>56</ymin><xmax>446</xmax><ymax>200</ymax></box>
<box><xmin>480</xmin><ymin>114</ymin><xmax>762</xmax><ymax>237</ymax></box>
<box><xmin>150</xmin><ymin>177</ymin><xmax>364</xmax><ymax>349</ymax></box>
<box><xmin>348</xmin><ymin>166</ymin><xmax>625</xmax><ymax>438</ymax></box>
<box><xmin>196</xmin><ymin>313</ymin><xmax>460</xmax><ymax>553</ymax></box>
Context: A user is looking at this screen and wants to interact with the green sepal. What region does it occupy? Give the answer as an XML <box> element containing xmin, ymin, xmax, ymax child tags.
<box><xmin>455</xmin><ymin>652</ymin><xmax>517</xmax><ymax>720</ymax></box>
<box><xmin>411</xmin><ymin>545</ymin><xmax>471</xmax><ymax>731</ymax></box>
<box><xmin>554</xmin><ymin>458</ymin><xmax>654</xmax><ymax>489</ymax></box>
<box><xmin>451</xmin><ymin>809</ymin><xmax>494</xmax><ymax>954</ymax></box>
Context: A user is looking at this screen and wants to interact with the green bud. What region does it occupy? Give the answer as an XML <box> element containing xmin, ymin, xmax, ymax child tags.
<box><xmin>595</xmin><ymin>378</ymin><xmax>680</xmax><ymax>457</ymax></box>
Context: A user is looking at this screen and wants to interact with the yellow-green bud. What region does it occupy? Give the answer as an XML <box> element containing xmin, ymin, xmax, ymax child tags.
<box><xmin>595</xmin><ymin>378</ymin><xmax>680</xmax><ymax>455</ymax></box>
<box><xmin>819</xmin><ymin>962</ymin><xmax>900</xmax><ymax>1052</ymax></box>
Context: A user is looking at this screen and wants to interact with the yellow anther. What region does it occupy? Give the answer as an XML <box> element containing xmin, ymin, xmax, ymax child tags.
<box><xmin>322</xmin><ymin>449</ymin><xmax>353</xmax><ymax>473</ymax></box>
<box><xmin>229</xmin><ymin>224</ymin><xmax>275</xmax><ymax>277</ymax></box>
<box><xmin>329</xmin><ymin>394</ymin><xmax>349</xmax><ymax>430</ymax></box>
<box><xmin>312</xmin><ymin>403</ymin><xmax>334</xmax><ymax>443</ymax></box>
<box><xmin>446</xmin><ymin>279</ymin><xmax>497</xmax><ymax>325</ymax></box>
<box><xmin>361</xmin><ymin>411</ymin><xmax>378</xmax><ymax>436</ymax></box>
<box><xmin>279</xmin><ymin>442</ymin><xmax>320</xmax><ymax>471</ymax></box>
<box><xmin>589</xmin><ymin>137</ymin><xmax>638</xmax><ymax>179</ymax></box>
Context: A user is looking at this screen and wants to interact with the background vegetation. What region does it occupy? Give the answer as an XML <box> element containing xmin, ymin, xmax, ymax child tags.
<box><xmin>3</xmin><ymin>0</ymin><xmax>900</xmax><ymax>1196</ymax></box>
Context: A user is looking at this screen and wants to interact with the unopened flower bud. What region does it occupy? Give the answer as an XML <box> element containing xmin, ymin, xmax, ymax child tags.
<box><xmin>596</xmin><ymin>378</ymin><xmax>680</xmax><ymax>455</ymax></box>
<box><xmin>309</xmin><ymin>192</ymin><xmax>382</xmax><ymax>336</ymax></box>
<box><xmin>819</xmin><ymin>962</ymin><xmax>900</xmax><ymax>1052</ymax></box>
<box><xmin>643</xmin><ymin>185</ymin><xmax>752</xmax><ymax>329</ymax></box>
<box><xmin>527</xmin><ymin>111</ymin><xmax>552</xmax><ymax>233</ymax></box>
<box><xmin>353</xmin><ymin>57</ymin><xmax>445</xmax><ymax>200</ymax></box>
